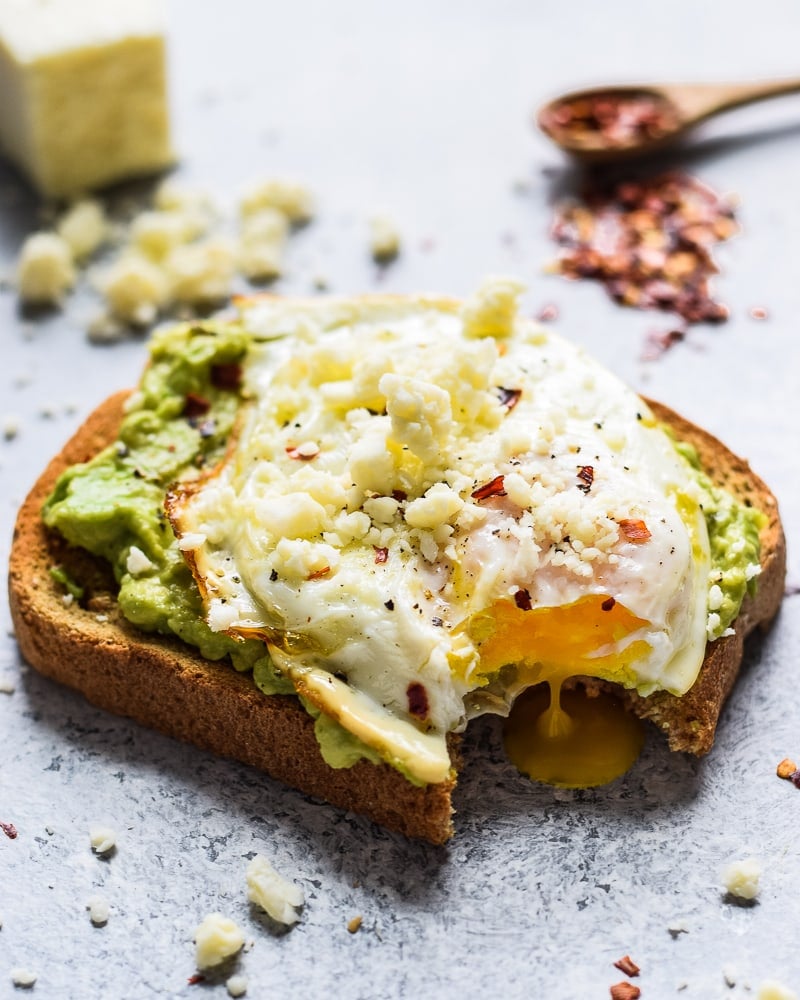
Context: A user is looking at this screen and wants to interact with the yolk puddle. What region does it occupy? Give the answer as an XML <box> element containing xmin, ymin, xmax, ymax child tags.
<box><xmin>466</xmin><ymin>595</ymin><xmax>648</xmax><ymax>788</ymax></box>
<box><xmin>503</xmin><ymin>682</ymin><xmax>644</xmax><ymax>788</ymax></box>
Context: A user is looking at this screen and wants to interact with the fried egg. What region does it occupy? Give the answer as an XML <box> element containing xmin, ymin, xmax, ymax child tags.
<box><xmin>167</xmin><ymin>280</ymin><xmax>711</xmax><ymax>785</ymax></box>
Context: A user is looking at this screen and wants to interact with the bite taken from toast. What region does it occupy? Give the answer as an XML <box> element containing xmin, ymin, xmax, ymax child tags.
<box><xmin>9</xmin><ymin>279</ymin><xmax>786</xmax><ymax>844</ymax></box>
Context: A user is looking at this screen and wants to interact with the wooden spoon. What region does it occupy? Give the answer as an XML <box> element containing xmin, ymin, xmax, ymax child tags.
<box><xmin>537</xmin><ymin>78</ymin><xmax>800</xmax><ymax>162</ymax></box>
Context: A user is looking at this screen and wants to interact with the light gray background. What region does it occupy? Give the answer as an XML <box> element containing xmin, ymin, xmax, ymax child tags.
<box><xmin>2</xmin><ymin>2</ymin><xmax>799</xmax><ymax>997</ymax></box>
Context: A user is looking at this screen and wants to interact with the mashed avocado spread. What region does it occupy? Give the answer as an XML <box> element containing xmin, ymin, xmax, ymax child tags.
<box><xmin>43</xmin><ymin>321</ymin><xmax>764</xmax><ymax>773</ymax></box>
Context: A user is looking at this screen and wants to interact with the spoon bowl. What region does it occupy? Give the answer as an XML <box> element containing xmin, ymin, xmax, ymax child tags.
<box><xmin>537</xmin><ymin>78</ymin><xmax>800</xmax><ymax>162</ymax></box>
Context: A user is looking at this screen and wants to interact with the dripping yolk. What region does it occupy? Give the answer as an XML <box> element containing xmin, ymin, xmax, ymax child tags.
<box><xmin>466</xmin><ymin>595</ymin><xmax>648</xmax><ymax>787</ymax></box>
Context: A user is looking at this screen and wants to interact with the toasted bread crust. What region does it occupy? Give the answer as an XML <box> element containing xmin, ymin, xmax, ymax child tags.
<box><xmin>8</xmin><ymin>391</ymin><xmax>785</xmax><ymax>840</ymax></box>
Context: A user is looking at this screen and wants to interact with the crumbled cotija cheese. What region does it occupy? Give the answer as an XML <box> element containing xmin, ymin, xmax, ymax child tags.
<box><xmin>57</xmin><ymin>200</ymin><xmax>108</xmax><ymax>260</ymax></box>
<box><xmin>126</xmin><ymin>545</ymin><xmax>155</xmax><ymax>576</ymax></box>
<box><xmin>10</xmin><ymin>969</ymin><xmax>37</xmax><ymax>989</ymax></box>
<box><xmin>99</xmin><ymin>253</ymin><xmax>170</xmax><ymax>325</ymax></box>
<box><xmin>239</xmin><ymin>179</ymin><xmax>315</xmax><ymax>224</ymax></box>
<box><xmin>86</xmin><ymin>895</ymin><xmax>110</xmax><ymax>925</ymax></box>
<box><xmin>722</xmin><ymin>857</ymin><xmax>761</xmax><ymax>899</ymax></box>
<box><xmin>461</xmin><ymin>274</ymin><xmax>527</xmax><ymax>339</ymax></box>
<box><xmin>17</xmin><ymin>233</ymin><xmax>75</xmax><ymax>304</ymax></box>
<box><xmin>245</xmin><ymin>854</ymin><xmax>304</xmax><ymax>925</ymax></box>
<box><xmin>167</xmin><ymin>239</ymin><xmax>236</xmax><ymax>304</ymax></box>
<box><xmin>369</xmin><ymin>214</ymin><xmax>401</xmax><ymax>262</ymax></box>
<box><xmin>194</xmin><ymin>913</ymin><xmax>246</xmax><ymax>969</ymax></box>
<box><xmin>89</xmin><ymin>825</ymin><xmax>117</xmax><ymax>855</ymax></box>
<box><xmin>226</xmin><ymin>974</ymin><xmax>249</xmax><ymax>998</ymax></box>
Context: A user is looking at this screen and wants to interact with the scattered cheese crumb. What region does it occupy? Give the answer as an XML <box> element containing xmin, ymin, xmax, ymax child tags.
<box><xmin>86</xmin><ymin>895</ymin><xmax>110</xmax><ymax>925</ymax></box>
<box><xmin>226</xmin><ymin>975</ymin><xmax>248</xmax><ymax>998</ymax></box>
<box><xmin>126</xmin><ymin>545</ymin><xmax>155</xmax><ymax>576</ymax></box>
<box><xmin>57</xmin><ymin>200</ymin><xmax>108</xmax><ymax>260</ymax></box>
<box><xmin>461</xmin><ymin>274</ymin><xmax>526</xmax><ymax>339</ymax></box>
<box><xmin>757</xmin><ymin>981</ymin><xmax>798</xmax><ymax>1000</ymax></box>
<box><xmin>347</xmin><ymin>915</ymin><xmax>363</xmax><ymax>934</ymax></box>
<box><xmin>131</xmin><ymin>210</ymin><xmax>192</xmax><ymax>259</ymax></box>
<box><xmin>17</xmin><ymin>232</ymin><xmax>75</xmax><ymax>305</ymax></box>
<box><xmin>10</xmin><ymin>969</ymin><xmax>37</xmax><ymax>989</ymax></box>
<box><xmin>168</xmin><ymin>238</ymin><xmax>235</xmax><ymax>304</ymax></box>
<box><xmin>194</xmin><ymin>913</ymin><xmax>245</xmax><ymax>970</ymax></box>
<box><xmin>2</xmin><ymin>415</ymin><xmax>21</xmax><ymax>440</ymax></box>
<box><xmin>0</xmin><ymin>677</ymin><xmax>16</xmax><ymax>695</ymax></box>
<box><xmin>99</xmin><ymin>252</ymin><xmax>170</xmax><ymax>325</ymax></box>
<box><xmin>245</xmin><ymin>854</ymin><xmax>304</xmax><ymax>925</ymax></box>
<box><xmin>89</xmin><ymin>825</ymin><xmax>117</xmax><ymax>855</ymax></box>
<box><xmin>153</xmin><ymin>181</ymin><xmax>216</xmax><ymax>238</ymax></box>
<box><xmin>87</xmin><ymin>312</ymin><xmax>126</xmax><ymax>345</ymax></box>
<box><xmin>240</xmin><ymin>179</ymin><xmax>314</xmax><ymax>224</ymax></box>
<box><xmin>369</xmin><ymin>214</ymin><xmax>401</xmax><ymax>262</ymax></box>
<box><xmin>722</xmin><ymin>857</ymin><xmax>761</xmax><ymax>900</ymax></box>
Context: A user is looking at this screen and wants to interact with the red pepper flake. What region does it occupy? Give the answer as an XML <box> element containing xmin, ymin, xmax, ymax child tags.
<box><xmin>539</xmin><ymin>90</ymin><xmax>679</xmax><ymax>154</ymax></box>
<box><xmin>1</xmin><ymin>821</ymin><xmax>18</xmax><ymax>839</ymax></box>
<box><xmin>471</xmin><ymin>475</ymin><xmax>507</xmax><ymax>502</ymax></box>
<box><xmin>407</xmin><ymin>682</ymin><xmax>429</xmax><ymax>720</ymax></box>
<box><xmin>535</xmin><ymin>303</ymin><xmax>559</xmax><ymax>322</ymax></box>
<box><xmin>514</xmin><ymin>589</ymin><xmax>532</xmax><ymax>611</ymax></box>
<box><xmin>549</xmin><ymin>172</ymin><xmax>737</xmax><ymax>331</ymax></box>
<box><xmin>609</xmin><ymin>984</ymin><xmax>640</xmax><ymax>1000</ymax></box>
<box><xmin>374</xmin><ymin>546</ymin><xmax>389</xmax><ymax>564</ymax></box>
<box><xmin>210</xmin><ymin>362</ymin><xmax>242</xmax><ymax>391</ymax></box>
<box><xmin>613</xmin><ymin>956</ymin><xmax>640</xmax><ymax>977</ymax></box>
<box><xmin>749</xmin><ymin>306</ymin><xmax>769</xmax><ymax>320</ymax></box>
<box><xmin>641</xmin><ymin>326</ymin><xmax>686</xmax><ymax>362</ymax></box>
<box><xmin>307</xmin><ymin>566</ymin><xmax>331</xmax><ymax>581</ymax></box>
<box><xmin>619</xmin><ymin>518</ymin><xmax>651</xmax><ymax>542</ymax></box>
<box><xmin>187</xmin><ymin>974</ymin><xmax>206</xmax><ymax>985</ymax></box>
<box><xmin>576</xmin><ymin>465</ymin><xmax>594</xmax><ymax>493</ymax></box>
<box><xmin>496</xmin><ymin>386</ymin><xmax>522</xmax><ymax>410</ymax></box>
<box><xmin>183</xmin><ymin>393</ymin><xmax>211</xmax><ymax>418</ymax></box>
<box><xmin>285</xmin><ymin>443</ymin><xmax>319</xmax><ymax>461</ymax></box>
<box><xmin>601</xmin><ymin>596</ymin><xmax>616</xmax><ymax>612</ymax></box>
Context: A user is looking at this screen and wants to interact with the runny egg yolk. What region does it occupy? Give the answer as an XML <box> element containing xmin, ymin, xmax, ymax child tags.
<box><xmin>466</xmin><ymin>595</ymin><xmax>648</xmax><ymax>786</ymax></box>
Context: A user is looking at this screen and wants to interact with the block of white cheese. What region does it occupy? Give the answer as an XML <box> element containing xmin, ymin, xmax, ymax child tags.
<box><xmin>0</xmin><ymin>0</ymin><xmax>173</xmax><ymax>197</ymax></box>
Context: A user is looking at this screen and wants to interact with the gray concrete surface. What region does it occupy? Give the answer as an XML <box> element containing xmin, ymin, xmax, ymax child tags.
<box><xmin>1</xmin><ymin>2</ymin><xmax>799</xmax><ymax>997</ymax></box>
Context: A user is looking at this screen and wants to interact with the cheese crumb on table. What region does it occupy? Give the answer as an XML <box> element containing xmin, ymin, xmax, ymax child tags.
<box><xmin>461</xmin><ymin>274</ymin><xmax>527</xmax><ymax>339</ymax></box>
<box><xmin>57</xmin><ymin>200</ymin><xmax>108</xmax><ymax>260</ymax></box>
<box><xmin>194</xmin><ymin>913</ymin><xmax>245</xmax><ymax>970</ymax></box>
<box><xmin>17</xmin><ymin>233</ymin><xmax>75</xmax><ymax>305</ymax></box>
<box><xmin>240</xmin><ymin>179</ymin><xmax>315</xmax><ymax>224</ymax></box>
<box><xmin>89</xmin><ymin>824</ymin><xmax>117</xmax><ymax>855</ymax></box>
<box><xmin>10</xmin><ymin>969</ymin><xmax>37</xmax><ymax>989</ymax></box>
<box><xmin>86</xmin><ymin>895</ymin><xmax>110</xmax><ymax>925</ymax></box>
<box><xmin>99</xmin><ymin>253</ymin><xmax>170</xmax><ymax>325</ymax></box>
<box><xmin>0</xmin><ymin>0</ymin><xmax>172</xmax><ymax>196</ymax></box>
<box><xmin>369</xmin><ymin>214</ymin><xmax>401</xmax><ymax>262</ymax></box>
<box><xmin>226</xmin><ymin>975</ymin><xmax>248</xmax><ymax>998</ymax></box>
<box><xmin>722</xmin><ymin>857</ymin><xmax>761</xmax><ymax>899</ymax></box>
<box><xmin>167</xmin><ymin>239</ymin><xmax>236</xmax><ymax>305</ymax></box>
<box><xmin>245</xmin><ymin>854</ymin><xmax>304</xmax><ymax>925</ymax></box>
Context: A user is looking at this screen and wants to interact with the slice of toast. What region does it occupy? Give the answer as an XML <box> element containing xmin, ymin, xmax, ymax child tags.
<box><xmin>8</xmin><ymin>392</ymin><xmax>785</xmax><ymax>844</ymax></box>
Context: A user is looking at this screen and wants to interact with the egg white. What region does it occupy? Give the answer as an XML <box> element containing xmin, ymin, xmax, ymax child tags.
<box><xmin>168</xmin><ymin>291</ymin><xmax>711</xmax><ymax>783</ymax></box>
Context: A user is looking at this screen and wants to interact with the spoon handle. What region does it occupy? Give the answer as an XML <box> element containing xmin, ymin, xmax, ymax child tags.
<box><xmin>662</xmin><ymin>78</ymin><xmax>800</xmax><ymax>123</ymax></box>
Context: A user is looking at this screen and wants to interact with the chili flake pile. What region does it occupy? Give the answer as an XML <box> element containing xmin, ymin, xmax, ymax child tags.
<box><xmin>549</xmin><ymin>172</ymin><xmax>738</xmax><ymax>327</ymax></box>
<box><xmin>539</xmin><ymin>91</ymin><xmax>679</xmax><ymax>153</ymax></box>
